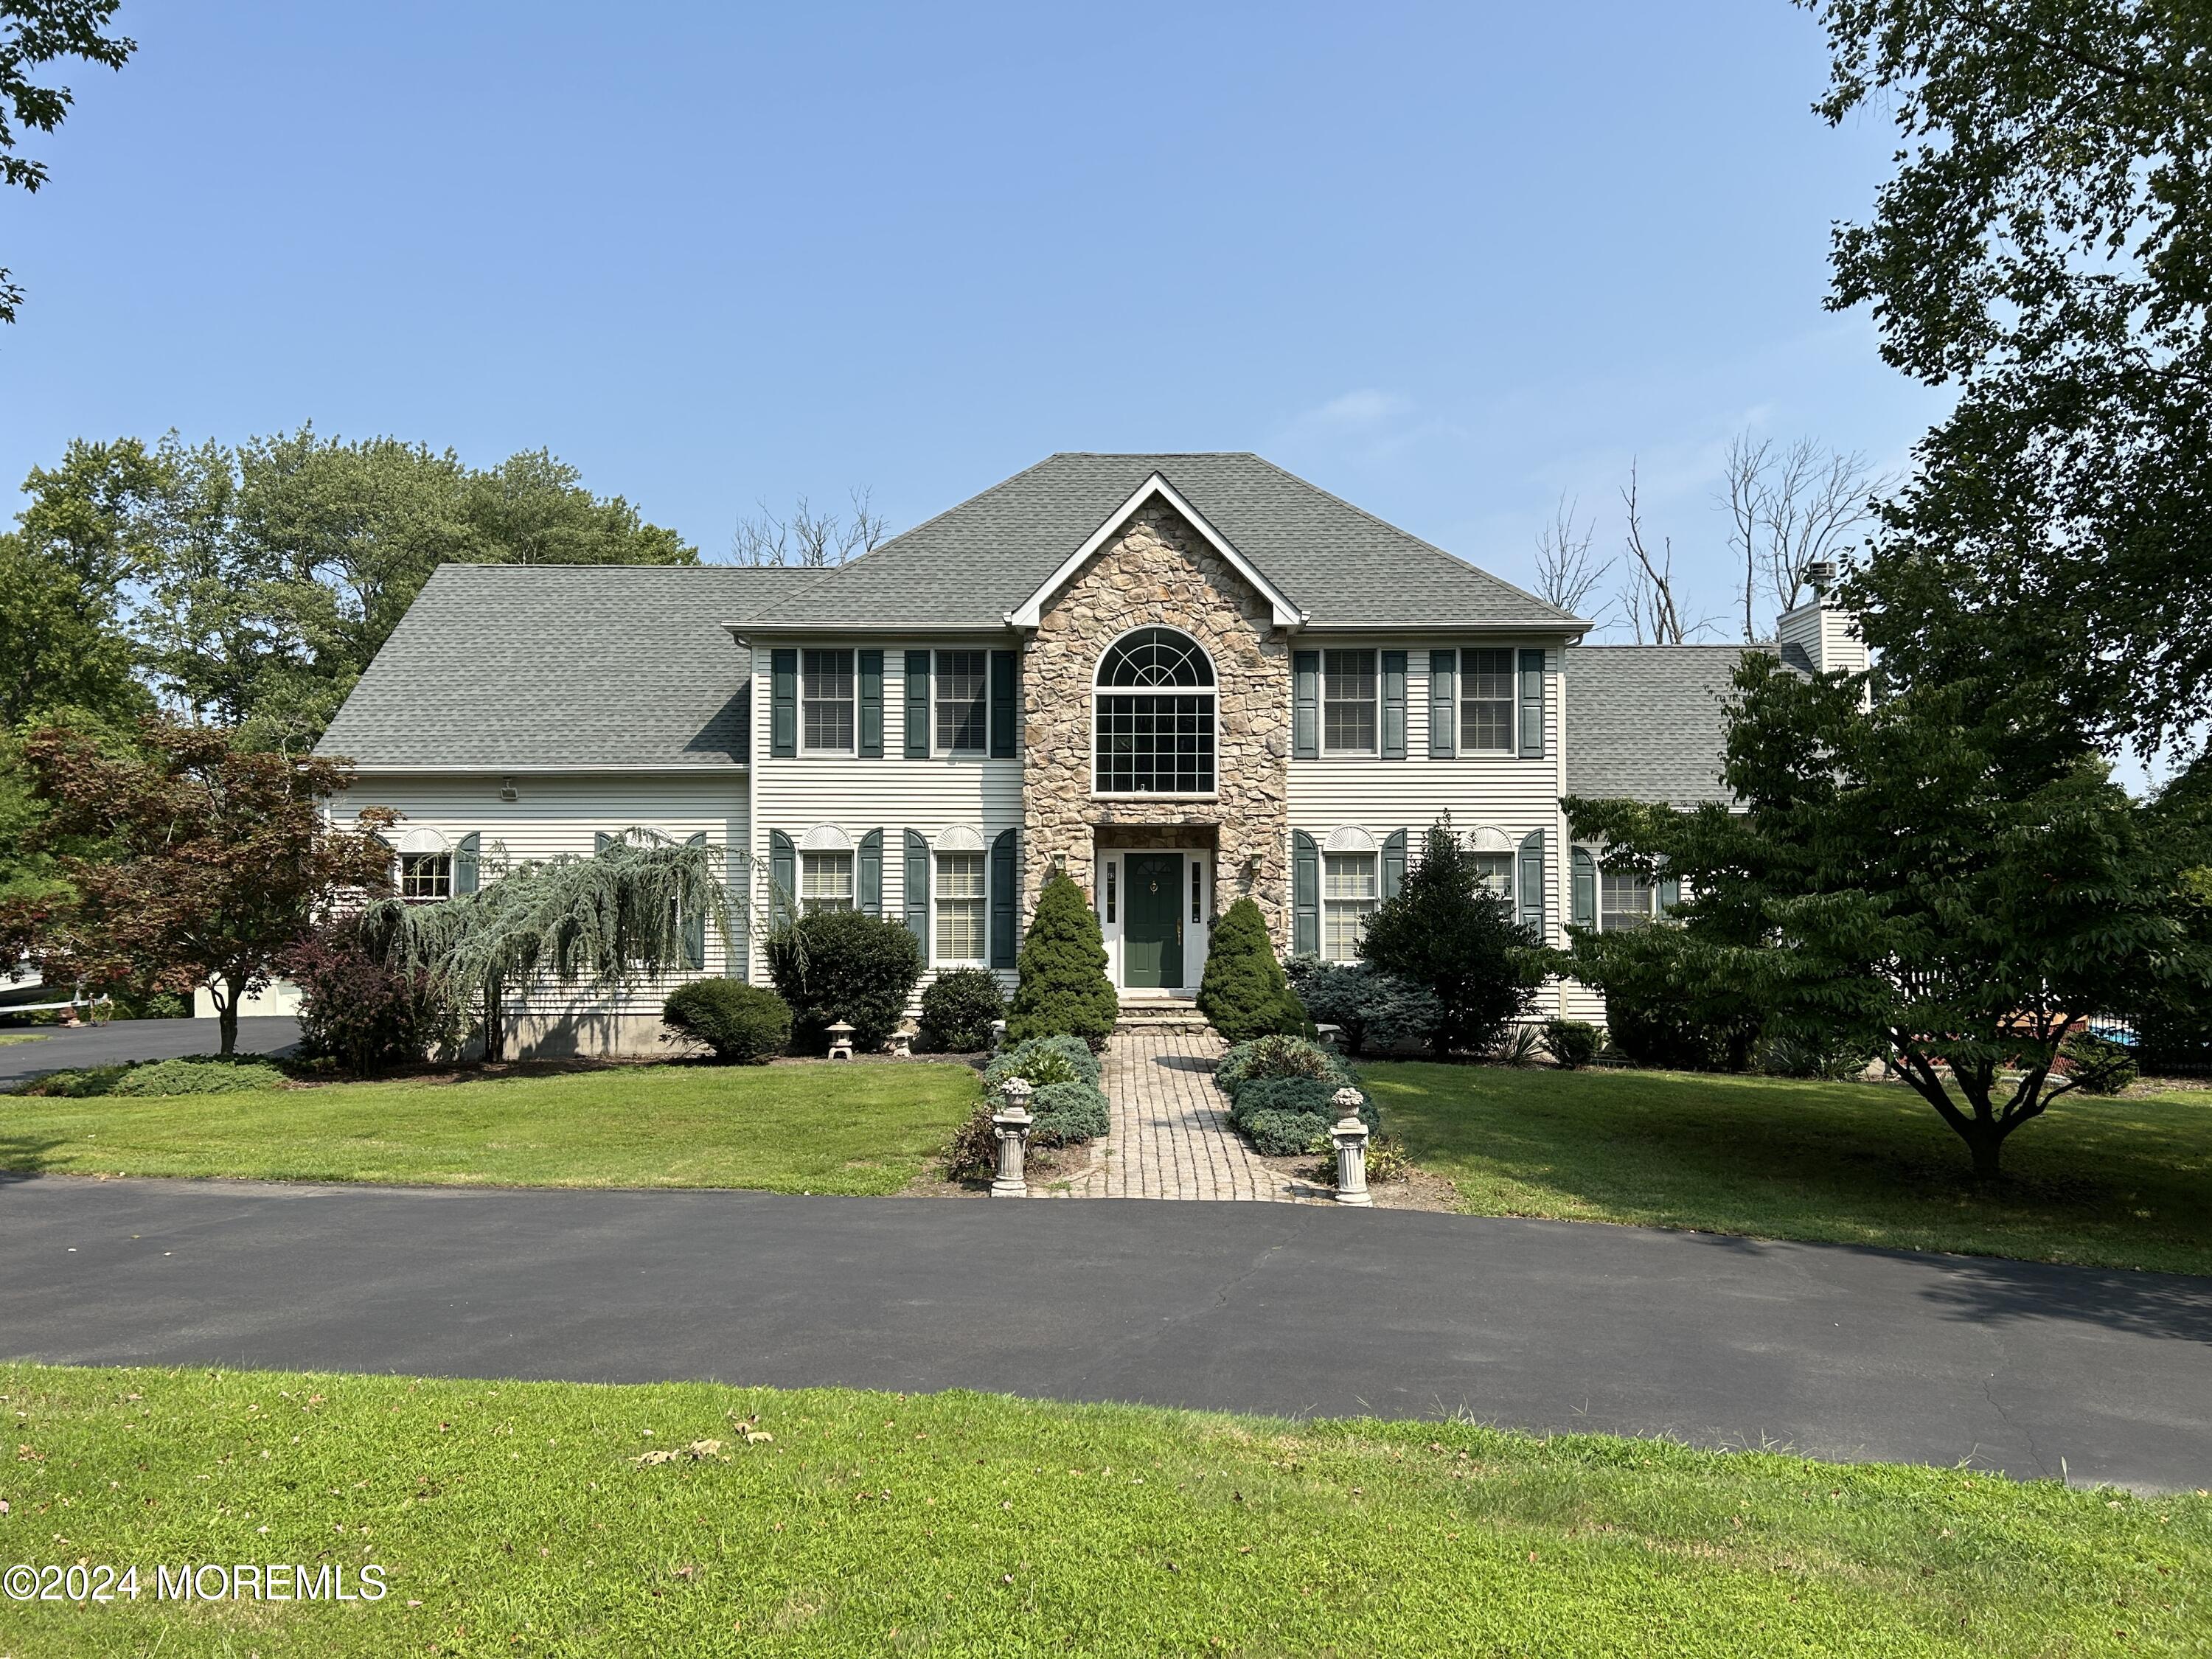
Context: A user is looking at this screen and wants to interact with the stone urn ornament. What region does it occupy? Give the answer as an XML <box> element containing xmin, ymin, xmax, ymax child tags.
<box><xmin>991</xmin><ymin>1077</ymin><xmax>1034</xmax><ymax>1197</ymax></box>
<box><xmin>1329</xmin><ymin>1087</ymin><xmax>1371</xmax><ymax>1207</ymax></box>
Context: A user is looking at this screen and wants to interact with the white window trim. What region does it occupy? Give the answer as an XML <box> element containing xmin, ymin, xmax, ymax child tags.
<box><xmin>931</xmin><ymin>845</ymin><xmax>990</xmax><ymax>968</ymax></box>
<box><xmin>933</xmin><ymin>648</ymin><xmax>990</xmax><ymax>759</ymax></box>
<box><xmin>1457</xmin><ymin>645</ymin><xmax>1518</xmax><ymax>756</ymax></box>
<box><xmin>1091</xmin><ymin>627</ymin><xmax>1221</xmax><ymax>799</ymax></box>
<box><xmin>1321</xmin><ymin>647</ymin><xmax>1381</xmax><ymax>757</ymax></box>
<box><xmin>801</xmin><ymin>647</ymin><xmax>858</xmax><ymax>757</ymax></box>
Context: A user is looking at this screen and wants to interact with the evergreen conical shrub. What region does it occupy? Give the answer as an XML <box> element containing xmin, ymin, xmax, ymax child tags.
<box><xmin>1197</xmin><ymin>897</ymin><xmax>1310</xmax><ymax>1043</ymax></box>
<box><xmin>1006</xmin><ymin>871</ymin><xmax>1119</xmax><ymax>1052</ymax></box>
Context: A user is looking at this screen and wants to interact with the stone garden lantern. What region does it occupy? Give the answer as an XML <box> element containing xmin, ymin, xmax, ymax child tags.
<box><xmin>991</xmin><ymin>1077</ymin><xmax>1034</xmax><ymax>1197</ymax></box>
<box><xmin>1329</xmin><ymin>1087</ymin><xmax>1371</xmax><ymax>1207</ymax></box>
<box><xmin>827</xmin><ymin>1020</ymin><xmax>855</xmax><ymax>1061</ymax></box>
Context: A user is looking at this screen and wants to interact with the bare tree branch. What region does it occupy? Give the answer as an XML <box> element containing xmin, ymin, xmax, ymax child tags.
<box><xmin>1532</xmin><ymin>492</ymin><xmax>1613</xmax><ymax>622</ymax></box>
<box><xmin>728</xmin><ymin>487</ymin><xmax>890</xmax><ymax>567</ymax></box>
<box><xmin>1719</xmin><ymin>433</ymin><xmax>1773</xmax><ymax>644</ymax></box>
<box><xmin>1616</xmin><ymin>460</ymin><xmax>1698</xmax><ymax>645</ymax></box>
<box><xmin>1714</xmin><ymin>431</ymin><xmax>1881</xmax><ymax>636</ymax></box>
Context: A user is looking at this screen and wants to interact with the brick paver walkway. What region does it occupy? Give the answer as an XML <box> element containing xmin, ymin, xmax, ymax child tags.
<box><xmin>1063</xmin><ymin>1026</ymin><xmax>1313</xmax><ymax>1201</ymax></box>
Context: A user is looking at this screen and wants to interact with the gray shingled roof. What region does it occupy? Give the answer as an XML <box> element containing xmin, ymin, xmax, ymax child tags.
<box><xmin>1565</xmin><ymin>644</ymin><xmax>1768</xmax><ymax>807</ymax></box>
<box><xmin>728</xmin><ymin>453</ymin><xmax>1585</xmax><ymax>631</ymax></box>
<box><xmin>317</xmin><ymin>564</ymin><xmax>816</xmax><ymax>769</ymax></box>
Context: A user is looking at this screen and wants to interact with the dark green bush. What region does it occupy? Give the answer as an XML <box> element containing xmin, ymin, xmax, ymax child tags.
<box><xmin>1197</xmin><ymin>897</ymin><xmax>1310</xmax><ymax>1043</ymax></box>
<box><xmin>1028</xmin><ymin>1079</ymin><xmax>1110</xmax><ymax>1145</ymax></box>
<box><xmin>917</xmin><ymin>969</ymin><xmax>1005</xmax><ymax>1053</ymax></box>
<box><xmin>661</xmin><ymin>978</ymin><xmax>792</xmax><ymax>1064</ymax></box>
<box><xmin>1216</xmin><ymin>1033</ymin><xmax>1352</xmax><ymax>1096</ymax></box>
<box><xmin>2060</xmin><ymin>1032</ymin><xmax>2138</xmax><ymax>1095</ymax></box>
<box><xmin>985</xmin><ymin>1034</ymin><xmax>1099</xmax><ymax>1091</ymax></box>
<box><xmin>1284</xmin><ymin>957</ymin><xmax>1441</xmax><ymax>1056</ymax></box>
<box><xmin>765</xmin><ymin>908</ymin><xmax>925</xmax><ymax>1054</ymax></box>
<box><xmin>1006</xmin><ymin>872</ymin><xmax>1118</xmax><ymax>1052</ymax></box>
<box><xmin>1565</xmin><ymin>918</ymin><xmax>1763</xmax><ymax>1073</ymax></box>
<box><xmin>1541</xmin><ymin>1018</ymin><xmax>1603</xmax><ymax>1069</ymax></box>
<box><xmin>1357</xmin><ymin>819</ymin><xmax>1544</xmax><ymax>1057</ymax></box>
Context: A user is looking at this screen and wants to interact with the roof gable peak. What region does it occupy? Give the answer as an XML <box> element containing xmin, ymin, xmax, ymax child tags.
<box><xmin>1004</xmin><ymin>470</ymin><xmax>1304</xmax><ymax>630</ymax></box>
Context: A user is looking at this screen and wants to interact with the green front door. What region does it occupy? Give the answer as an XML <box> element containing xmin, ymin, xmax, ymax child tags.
<box><xmin>1122</xmin><ymin>854</ymin><xmax>1183</xmax><ymax>989</ymax></box>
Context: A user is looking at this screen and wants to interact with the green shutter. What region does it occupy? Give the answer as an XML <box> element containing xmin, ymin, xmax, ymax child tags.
<box><xmin>1293</xmin><ymin>830</ymin><xmax>1320</xmax><ymax>957</ymax></box>
<box><xmin>858</xmin><ymin>828</ymin><xmax>883</xmax><ymax>918</ymax></box>
<box><xmin>768</xmin><ymin>830</ymin><xmax>796</xmax><ymax>929</ymax></box>
<box><xmin>454</xmin><ymin>832</ymin><xmax>480</xmax><ymax>895</ymax></box>
<box><xmin>1518</xmin><ymin>648</ymin><xmax>1544</xmax><ymax>758</ymax></box>
<box><xmin>1380</xmin><ymin>651</ymin><xmax>1408</xmax><ymax>759</ymax></box>
<box><xmin>1572</xmin><ymin>846</ymin><xmax>1597</xmax><ymax>931</ymax></box>
<box><xmin>903</xmin><ymin>830</ymin><xmax>931</xmax><ymax>961</ymax></box>
<box><xmin>858</xmin><ymin>650</ymin><xmax>884</xmax><ymax>757</ymax></box>
<box><xmin>681</xmin><ymin>831</ymin><xmax>706</xmax><ymax>969</ymax></box>
<box><xmin>904</xmin><ymin>651</ymin><xmax>931</xmax><ymax>758</ymax></box>
<box><xmin>989</xmin><ymin>828</ymin><xmax>1018</xmax><ymax>967</ymax></box>
<box><xmin>990</xmin><ymin>650</ymin><xmax>1018</xmax><ymax>758</ymax></box>
<box><xmin>1381</xmin><ymin>829</ymin><xmax>1407</xmax><ymax>901</ymax></box>
<box><xmin>1428</xmin><ymin>650</ymin><xmax>1456</xmax><ymax>757</ymax></box>
<box><xmin>1293</xmin><ymin>651</ymin><xmax>1320</xmax><ymax>759</ymax></box>
<box><xmin>594</xmin><ymin>831</ymin><xmax>616</xmax><ymax>855</ymax></box>
<box><xmin>771</xmin><ymin>649</ymin><xmax>798</xmax><ymax>758</ymax></box>
<box><xmin>1518</xmin><ymin>828</ymin><xmax>1547</xmax><ymax>937</ymax></box>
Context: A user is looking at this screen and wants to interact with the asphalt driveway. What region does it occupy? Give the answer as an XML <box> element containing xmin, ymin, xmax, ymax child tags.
<box><xmin>0</xmin><ymin>1015</ymin><xmax>300</xmax><ymax>1088</ymax></box>
<box><xmin>4</xmin><ymin>1175</ymin><xmax>2206</xmax><ymax>1491</ymax></box>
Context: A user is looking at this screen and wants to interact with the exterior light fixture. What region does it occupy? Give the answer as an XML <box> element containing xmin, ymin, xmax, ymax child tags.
<box><xmin>499</xmin><ymin>776</ymin><xmax>518</xmax><ymax>803</ymax></box>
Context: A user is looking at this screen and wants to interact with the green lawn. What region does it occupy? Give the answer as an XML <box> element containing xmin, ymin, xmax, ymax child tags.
<box><xmin>0</xmin><ymin>1365</ymin><xmax>2201</xmax><ymax>1657</ymax></box>
<box><xmin>0</xmin><ymin>1062</ymin><xmax>979</xmax><ymax>1195</ymax></box>
<box><xmin>1369</xmin><ymin>1062</ymin><xmax>2212</xmax><ymax>1276</ymax></box>
<box><xmin>0</xmin><ymin>1029</ymin><xmax>52</xmax><ymax>1046</ymax></box>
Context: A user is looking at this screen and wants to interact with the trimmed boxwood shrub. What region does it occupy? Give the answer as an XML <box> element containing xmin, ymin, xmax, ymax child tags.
<box><xmin>917</xmin><ymin>968</ymin><xmax>1005</xmax><ymax>1053</ymax></box>
<box><xmin>1197</xmin><ymin>898</ymin><xmax>1310</xmax><ymax>1043</ymax></box>
<box><xmin>765</xmin><ymin>908</ymin><xmax>925</xmax><ymax>1054</ymax></box>
<box><xmin>1006</xmin><ymin>872</ymin><xmax>1119</xmax><ymax>1052</ymax></box>
<box><xmin>986</xmin><ymin>1034</ymin><xmax>1100</xmax><ymax>1091</ymax></box>
<box><xmin>662</xmin><ymin>978</ymin><xmax>792</xmax><ymax>1064</ymax></box>
<box><xmin>1541</xmin><ymin>1018</ymin><xmax>1602</xmax><ymax>1070</ymax></box>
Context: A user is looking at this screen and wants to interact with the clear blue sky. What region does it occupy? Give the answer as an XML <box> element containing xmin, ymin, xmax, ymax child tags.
<box><xmin>0</xmin><ymin>1</ymin><xmax>1945</xmax><ymax>636</ymax></box>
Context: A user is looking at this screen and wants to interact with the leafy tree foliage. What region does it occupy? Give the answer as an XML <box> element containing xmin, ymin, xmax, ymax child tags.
<box><xmin>1196</xmin><ymin>897</ymin><xmax>1309</xmax><ymax>1044</ymax></box>
<box><xmin>1005</xmin><ymin>872</ymin><xmax>1118</xmax><ymax>1051</ymax></box>
<box><xmin>1</xmin><ymin>1</ymin><xmax>136</xmax><ymax>324</ymax></box>
<box><xmin>1358</xmin><ymin>820</ymin><xmax>1543</xmax><ymax>1057</ymax></box>
<box><xmin>1809</xmin><ymin>0</ymin><xmax>2212</xmax><ymax>760</ymax></box>
<box><xmin>0</xmin><ymin>719</ymin><xmax>395</xmax><ymax>1054</ymax></box>
<box><xmin>1567</xmin><ymin>655</ymin><xmax>2208</xmax><ymax>1180</ymax></box>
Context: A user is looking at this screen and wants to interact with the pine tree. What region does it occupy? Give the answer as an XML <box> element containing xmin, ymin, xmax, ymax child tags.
<box><xmin>1006</xmin><ymin>871</ymin><xmax>1119</xmax><ymax>1052</ymax></box>
<box><xmin>1197</xmin><ymin>897</ymin><xmax>1309</xmax><ymax>1043</ymax></box>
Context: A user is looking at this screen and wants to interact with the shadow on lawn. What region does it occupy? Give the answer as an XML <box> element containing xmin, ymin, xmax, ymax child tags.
<box><xmin>0</xmin><ymin>1138</ymin><xmax>70</xmax><ymax>1178</ymax></box>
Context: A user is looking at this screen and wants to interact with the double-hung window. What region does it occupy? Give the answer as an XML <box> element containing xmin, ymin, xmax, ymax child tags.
<box><xmin>1323</xmin><ymin>852</ymin><xmax>1377</xmax><ymax>961</ymax></box>
<box><xmin>1599</xmin><ymin>869</ymin><xmax>1655</xmax><ymax>932</ymax></box>
<box><xmin>936</xmin><ymin>650</ymin><xmax>988</xmax><ymax>755</ymax></box>
<box><xmin>802</xmin><ymin>649</ymin><xmax>855</xmax><ymax>753</ymax></box>
<box><xmin>1323</xmin><ymin>650</ymin><xmax>1377</xmax><ymax>754</ymax></box>
<box><xmin>935</xmin><ymin>851</ymin><xmax>987</xmax><ymax>961</ymax></box>
<box><xmin>1460</xmin><ymin>648</ymin><xmax>1515</xmax><ymax>753</ymax></box>
<box><xmin>801</xmin><ymin>852</ymin><xmax>854</xmax><ymax>914</ymax></box>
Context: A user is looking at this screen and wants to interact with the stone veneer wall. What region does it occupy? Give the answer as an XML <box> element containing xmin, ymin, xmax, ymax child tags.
<box><xmin>1020</xmin><ymin>501</ymin><xmax>1292</xmax><ymax>949</ymax></box>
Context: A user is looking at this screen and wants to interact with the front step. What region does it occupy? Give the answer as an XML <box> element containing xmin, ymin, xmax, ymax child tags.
<box><xmin>1116</xmin><ymin>998</ymin><xmax>1211</xmax><ymax>1033</ymax></box>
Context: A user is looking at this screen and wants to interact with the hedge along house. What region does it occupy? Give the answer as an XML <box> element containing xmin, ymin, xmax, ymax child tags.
<box><xmin>316</xmin><ymin>452</ymin><xmax>1865</xmax><ymax>1054</ymax></box>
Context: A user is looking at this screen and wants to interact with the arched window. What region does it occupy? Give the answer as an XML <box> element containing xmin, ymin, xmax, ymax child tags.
<box><xmin>1093</xmin><ymin>627</ymin><xmax>1217</xmax><ymax>795</ymax></box>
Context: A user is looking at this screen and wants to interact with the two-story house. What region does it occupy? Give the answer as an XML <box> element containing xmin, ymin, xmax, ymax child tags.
<box><xmin>317</xmin><ymin>451</ymin><xmax>1862</xmax><ymax>1055</ymax></box>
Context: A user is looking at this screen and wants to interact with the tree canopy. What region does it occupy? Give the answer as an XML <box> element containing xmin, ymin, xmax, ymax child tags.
<box><xmin>1808</xmin><ymin>0</ymin><xmax>2212</xmax><ymax>762</ymax></box>
<box><xmin>1566</xmin><ymin>655</ymin><xmax>2208</xmax><ymax>1179</ymax></box>
<box><xmin>1</xmin><ymin>0</ymin><xmax>135</xmax><ymax>324</ymax></box>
